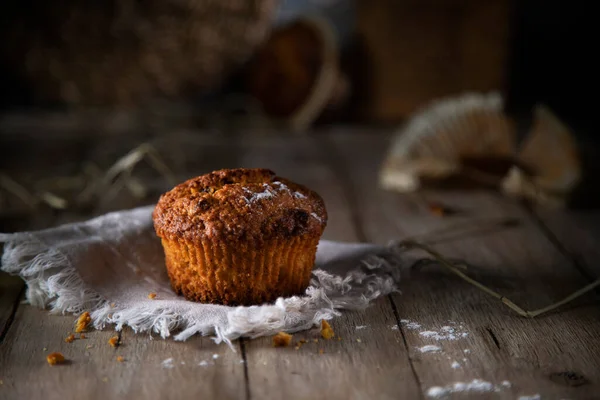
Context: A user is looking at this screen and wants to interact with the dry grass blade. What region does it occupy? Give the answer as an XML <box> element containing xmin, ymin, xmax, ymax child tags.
<box><xmin>126</xmin><ymin>177</ymin><xmax>147</xmax><ymax>199</ymax></box>
<box><xmin>98</xmin><ymin>171</ymin><xmax>131</xmax><ymax>207</ymax></box>
<box><xmin>103</xmin><ymin>145</ymin><xmax>148</xmax><ymax>185</ymax></box>
<box><xmin>399</xmin><ymin>239</ymin><xmax>600</xmax><ymax>318</ymax></box>
<box><xmin>1</xmin><ymin>143</ymin><xmax>174</xmax><ymax>215</ymax></box>
<box><xmin>76</xmin><ymin>162</ymin><xmax>104</xmax><ymax>204</ymax></box>
<box><xmin>39</xmin><ymin>192</ymin><xmax>68</xmax><ymax>209</ymax></box>
<box><xmin>98</xmin><ymin>143</ymin><xmax>174</xmax><ymax>202</ymax></box>
<box><xmin>143</xmin><ymin>145</ymin><xmax>176</xmax><ymax>186</ymax></box>
<box><xmin>0</xmin><ymin>173</ymin><xmax>38</xmax><ymax>208</ymax></box>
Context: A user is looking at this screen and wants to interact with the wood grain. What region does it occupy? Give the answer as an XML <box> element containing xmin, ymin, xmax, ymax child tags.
<box><xmin>533</xmin><ymin>208</ymin><xmax>600</xmax><ymax>278</ymax></box>
<box><xmin>1</xmin><ymin>300</ymin><xmax>245</xmax><ymax>400</ymax></box>
<box><xmin>0</xmin><ymin>306</ymin><xmax>129</xmax><ymax>399</ymax></box>
<box><xmin>235</xmin><ymin>134</ymin><xmax>421</xmax><ymax>400</ymax></box>
<box><xmin>0</xmin><ymin>134</ymin><xmax>248</xmax><ymax>399</ymax></box>
<box><xmin>0</xmin><ymin>273</ymin><xmax>23</xmax><ymax>342</ymax></box>
<box><xmin>80</xmin><ymin>133</ymin><xmax>247</xmax><ymax>400</ymax></box>
<box><xmin>328</xmin><ymin>131</ymin><xmax>600</xmax><ymax>399</ymax></box>
<box><xmin>2</xmin><ymin>130</ymin><xmax>599</xmax><ymax>400</ymax></box>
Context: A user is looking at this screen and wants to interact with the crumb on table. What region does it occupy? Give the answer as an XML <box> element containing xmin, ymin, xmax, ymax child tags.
<box><xmin>272</xmin><ymin>332</ymin><xmax>293</xmax><ymax>347</ymax></box>
<box><xmin>116</xmin><ymin>356</ymin><xmax>125</xmax><ymax>362</ymax></box>
<box><xmin>80</xmin><ymin>333</ymin><xmax>86</xmax><ymax>339</ymax></box>
<box><xmin>319</xmin><ymin>349</ymin><xmax>324</xmax><ymax>355</ymax></box>
<box><xmin>428</xmin><ymin>202</ymin><xmax>455</xmax><ymax>217</ymax></box>
<box><xmin>65</xmin><ymin>334</ymin><xmax>76</xmax><ymax>343</ymax></box>
<box><xmin>75</xmin><ymin>311</ymin><xmax>92</xmax><ymax>333</ymax></box>
<box><xmin>108</xmin><ymin>336</ymin><xmax>120</xmax><ymax>347</ymax></box>
<box><xmin>46</xmin><ymin>352</ymin><xmax>66</xmax><ymax>366</ymax></box>
<box><xmin>321</xmin><ymin>320</ymin><xmax>335</xmax><ymax>340</ymax></box>
<box><xmin>148</xmin><ymin>293</ymin><xmax>157</xmax><ymax>300</ymax></box>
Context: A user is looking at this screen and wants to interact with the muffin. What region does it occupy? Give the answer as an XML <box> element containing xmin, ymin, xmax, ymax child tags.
<box><xmin>152</xmin><ymin>168</ymin><xmax>328</xmax><ymax>305</ymax></box>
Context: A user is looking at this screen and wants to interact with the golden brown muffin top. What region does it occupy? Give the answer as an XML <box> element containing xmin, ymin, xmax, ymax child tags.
<box><xmin>153</xmin><ymin>168</ymin><xmax>327</xmax><ymax>243</ymax></box>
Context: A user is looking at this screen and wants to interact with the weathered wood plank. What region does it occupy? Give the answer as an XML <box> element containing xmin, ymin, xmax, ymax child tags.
<box><xmin>116</xmin><ymin>329</ymin><xmax>246</xmax><ymax>400</ymax></box>
<box><xmin>329</xmin><ymin>131</ymin><xmax>600</xmax><ymax>399</ymax></box>
<box><xmin>86</xmin><ymin>134</ymin><xmax>247</xmax><ymax>399</ymax></box>
<box><xmin>236</xmin><ymin>134</ymin><xmax>421</xmax><ymax>400</ymax></box>
<box><xmin>0</xmin><ymin>134</ymin><xmax>248</xmax><ymax>399</ymax></box>
<box><xmin>0</xmin><ymin>273</ymin><xmax>22</xmax><ymax>342</ymax></box>
<box><xmin>0</xmin><ymin>306</ymin><xmax>128</xmax><ymax>398</ymax></box>
<box><xmin>532</xmin><ymin>209</ymin><xmax>600</xmax><ymax>278</ymax></box>
<box><xmin>1</xmin><ymin>304</ymin><xmax>244</xmax><ymax>399</ymax></box>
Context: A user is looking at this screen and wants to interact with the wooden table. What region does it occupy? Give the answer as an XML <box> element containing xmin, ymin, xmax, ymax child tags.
<box><xmin>1</xmin><ymin>129</ymin><xmax>599</xmax><ymax>399</ymax></box>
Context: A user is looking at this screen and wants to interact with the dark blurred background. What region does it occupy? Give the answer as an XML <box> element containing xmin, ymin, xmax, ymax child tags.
<box><xmin>0</xmin><ymin>0</ymin><xmax>598</xmax><ymax>228</ymax></box>
<box><xmin>0</xmin><ymin>0</ymin><xmax>596</xmax><ymax>133</ymax></box>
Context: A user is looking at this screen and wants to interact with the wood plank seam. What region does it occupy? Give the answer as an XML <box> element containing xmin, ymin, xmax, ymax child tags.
<box><xmin>328</xmin><ymin>131</ymin><xmax>600</xmax><ymax>398</ymax></box>
<box><xmin>387</xmin><ymin>296</ymin><xmax>425</xmax><ymax>400</ymax></box>
<box><xmin>525</xmin><ymin>204</ymin><xmax>600</xmax><ymax>290</ymax></box>
<box><xmin>320</xmin><ymin>132</ymin><xmax>423</xmax><ymax>395</ymax></box>
<box><xmin>0</xmin><ymin>286</ymin><xmax>24</xmax><ymax>345</ymax></box>
<box><xmin>240</xmin><ymin>338</ymin><xmax>251</xmax><ymax>400</ymax></box>
<box><xmin>319</xmin><ymin>135</ymin><xmax>369</xmax><ymax>244</ymax></box>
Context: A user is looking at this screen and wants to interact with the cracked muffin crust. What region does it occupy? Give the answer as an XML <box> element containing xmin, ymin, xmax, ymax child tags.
<box><xmin>153</xmin><ymin>168</ymin><xmax>327</xmax><ymax>305</ymax></box>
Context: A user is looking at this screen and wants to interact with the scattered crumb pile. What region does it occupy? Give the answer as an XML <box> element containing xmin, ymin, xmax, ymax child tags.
<box><xmin>320</xmin><ymin>320</ymin><xmax>335</xmax><ymax>339</ymax></box>
<box><xmin>272</xmin><ymin>332</ymin><xmax>293</xmax><ymax>347</ymax></box>
<box><xmin>108</xmin><ymin>336</ymin><xmax>120</xmax><ymax>348</ymax></box>
<box><xmin>426</xmin><ymin>379</ymin><xmax>511</xmax><ymax>398</ymax></box>
<box><xmin>47</xmin><ymin>352</ymin><xmax>66</xmax><ymax>366</ymax></box>
<box><xmin>294</xmin><ymin>339</ymin><xmax>308</xmax><ymax>351</ymax></box>
<box><xmin>272</xmin><ymin>320</ymin><xmax>335</xmax><ymax>351</ymax></box>
<box><xmin>65</xmin><ymin>334</ymin><xmax>76</xmax><ymax>343</ymax></box>
<box><xmin>75</xmin><ymin>311</ymin><xmax>91</xmax><ymax>333</ymax></box>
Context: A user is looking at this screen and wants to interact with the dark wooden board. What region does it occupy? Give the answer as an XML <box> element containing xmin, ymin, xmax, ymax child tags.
<box><xmin>329</xmin><ymin>131</ymin><xmax>600</xmax><ymax>399</ymax></box>
<box><xmin>235</xmin><ymin>134</ymin><xmax>421</xmax><ymax>400</ymax></box>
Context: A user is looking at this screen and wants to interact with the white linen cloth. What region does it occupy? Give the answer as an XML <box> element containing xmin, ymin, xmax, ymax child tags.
<box><xmin>1</xmin><ymin>206</ymin><xmax>405</xmax><ymax>348</ymax></box>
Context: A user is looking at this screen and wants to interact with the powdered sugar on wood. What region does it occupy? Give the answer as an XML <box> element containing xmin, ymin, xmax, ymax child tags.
<box><xmin>426</xmin><ymin>379</ymin><xmax>511</xmax><ymax>398</ymax></box>
<box><xmin>418</xmin><ymin>345</ymin><xmax>442</xmax><ymax>353</ymax></box>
